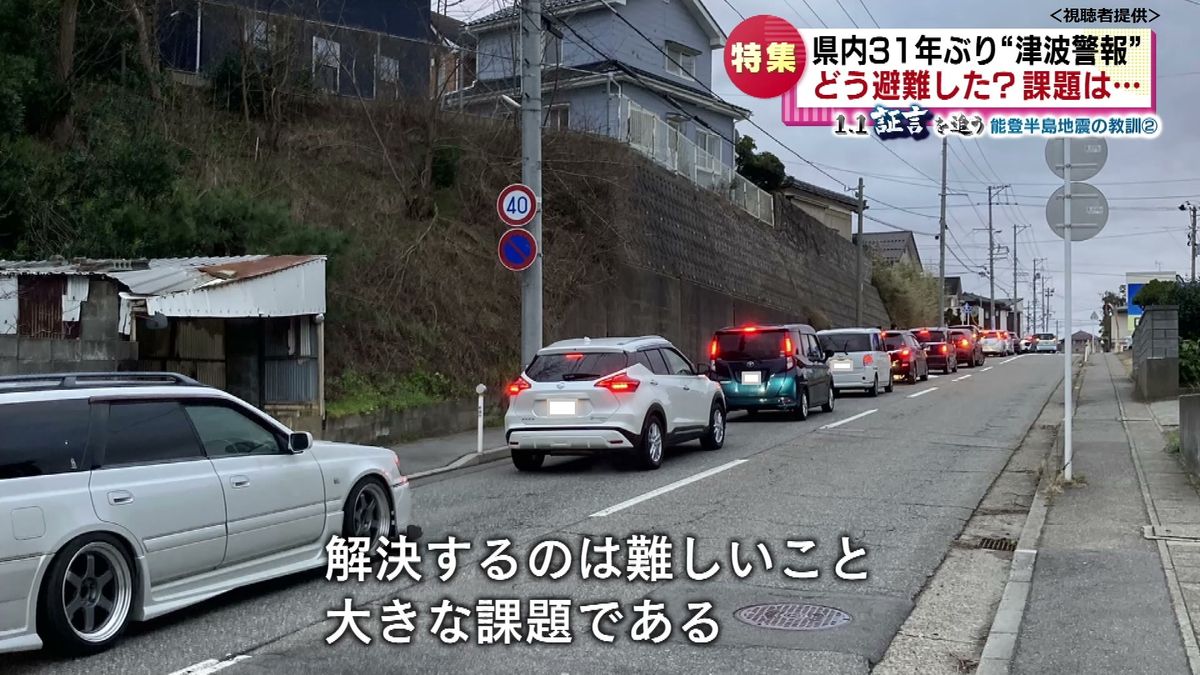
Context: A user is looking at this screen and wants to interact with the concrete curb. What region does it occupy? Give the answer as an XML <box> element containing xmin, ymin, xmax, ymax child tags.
<box><xmin>407</xmin><ymin>446</ymin><xmax>511</xmax><ymax>481</ymax></box>
<box><xmin>977</xmin><ymin>361</ymin><xmax>1083</xmax><ymax>675</ymax></box>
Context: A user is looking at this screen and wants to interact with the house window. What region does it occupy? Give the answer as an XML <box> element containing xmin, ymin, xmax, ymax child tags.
<box><xmin>377</xmin><ymin>54</ymin><xmax>400</xmax><ymax>84</ymax></box>
<box><xmin>666</xmin><ymin>114</ymin><xmax>685</xmax><ymax>153</ymax></box>
<box><xmin>543</xmin><ymin>32</ymin><xmax>563</xmax><ymax>67</ymax></box>
<box><xmin>696</xmin><ymin>128</ymin><xmax>720</xmax><ymax>169</ymax></box>
<box><xmin>244</xmin><ymin>17</ymin><xmax>273</xmax><ymax>51</ymax></box>
<box><xmin>665</xmin><ymin>42</ymin><xmax>697</xmax><ymax>79</ymax></box>
<box><xmin>312</xmin><ymin>36</ymin><xmax>341</xmax><ymax>93</ymax></box>
<box><xmin>545</xmin><ymin>104</ymin><xmax>570</xmax><ymax>130</ymax></box>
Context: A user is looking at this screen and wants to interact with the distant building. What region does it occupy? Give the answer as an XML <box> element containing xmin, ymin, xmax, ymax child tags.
<box><xmin>0</xmin><ymin>256</ymin><xmax>327</xmax><ymax>418</ymax></box>
<box><xmin>957</xmin><ymin>292</ymin><xmax>1024</xmax><ymax>333</ymax></box>
<box><xmin>778</xmin><ymin>178</ymin><xmax>860</xmax><ymax>240</ymax></box>
<box><xmin>853</xmin><ymin>231</ymin><xmax>922</xmax><ymax>267</ymax></box>
<box><xmin>158</xmin><ymin>0</ymin><xmax>433</xmax><ymax>100</ymax></box>
<box><xmin>1072</xmin><ymin>330</ymin><xmax>1097</xmax><ymax>353</ymax></box>
<box><xmin>944</xmin><ymin>276</ymin><xmax>963</xmax><ymax>319</ymax></box>
<box><xmin>1126</xmin><ymin>271</ymin><xmax>1178</xmax><ymax>334</ymax></box>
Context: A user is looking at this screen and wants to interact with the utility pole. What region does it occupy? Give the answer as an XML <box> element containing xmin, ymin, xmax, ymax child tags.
<box><xmin>1031</xmin><ymin>257</ymin><xmax>1045</xmax><ymax>336</ymax></box>
<box><xmin>1183</xmin><ymin>201</ymin><xmax>1198</xmax><ymax>281</ymax></box>
<box><xmin>1013</xmin><ymin>225</ymin><xmax>1029</xmax><ymax>335</ymax></box>
<box><xmin>938</xmin><ymin>137</ymin><xmax>948</xmax><ymax>328</ymax></box>
<box><xmin>519</xmin><ymin>0</ymin><xmax>543</xmax><ymax>366</ymax></box>
<box><xmin>854</xmin><ymin>177</ymin><xmax>865</xmax><ymax>325</ymax></box>
<box><xmin>986</xmin><ymin>185</ymin><xmax>1009</xmax><ymax>330</ymax></box>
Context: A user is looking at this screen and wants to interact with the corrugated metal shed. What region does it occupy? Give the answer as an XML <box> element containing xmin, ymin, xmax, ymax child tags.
<box><xmin>0</xmin><ymin>256</ymin><xmax>326</xmax><ymax>321</ymax></box>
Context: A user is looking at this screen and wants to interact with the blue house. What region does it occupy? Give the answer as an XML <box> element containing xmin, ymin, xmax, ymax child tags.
<box><xmin>158</xmin><ymin>0</ymin><xmax>433</xmax><ymax>99</ymax></box>
<box><xmin>457</xmin><ymin>0</ymin><xmax>749</xmax><ymax>171</ymax></box>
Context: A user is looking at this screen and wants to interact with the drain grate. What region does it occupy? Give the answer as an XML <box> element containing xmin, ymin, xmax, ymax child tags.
<box><xmin>979</xmin><ymin>537</ymin><xmax>1017</xmax><ymax>552</ymax></box>
<box><xmin>734</xmin><ymin>603</ymin><xmax>852</xmax><ymax>631</ymax></box>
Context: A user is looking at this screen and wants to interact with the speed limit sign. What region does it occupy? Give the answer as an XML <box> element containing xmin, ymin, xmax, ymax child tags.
<box><xmin>496</xmin><ymin>183</ymin><xmax>538</xmax><ymax>227</ymax></box>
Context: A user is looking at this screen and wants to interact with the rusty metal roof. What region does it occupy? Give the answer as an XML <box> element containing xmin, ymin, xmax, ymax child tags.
<box><xmin>0</xmin><ymin>255</ymin><xmax>323</xmax><ymax>296</ymax></box>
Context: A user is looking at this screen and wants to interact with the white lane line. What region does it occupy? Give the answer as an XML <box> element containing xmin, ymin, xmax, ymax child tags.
<box><xmin>981</xmin><ymin>366</ymin><xmax>994</xmax><ymax>372</ymax></box>
<box><xmin>953</xmin><ymin>374</ymin><xmax>972</xmax><ymax>382</ymax></box>
<box><xmin>819</xmin><ymin>409</ymin><xmax>878</xmax><ymax>430</ymax></box>
<box><xmin>1001</xmin><ymin>355</ymin><xmax>1025</xmax><ymax>364</ymax></box>
<box><xmin>168</xmin><ymin>656</ymin><xmax>252</xmax><ymax>675</ymax></box>
<box><xmin>907</xmin><ymin>387</ymin><xmax>938</xmax><ymax>399</ymax></box>
<box><xmin>589</xmin><ymin>459</ymin><xmax>748</xmax><ymax>517</ymax></box>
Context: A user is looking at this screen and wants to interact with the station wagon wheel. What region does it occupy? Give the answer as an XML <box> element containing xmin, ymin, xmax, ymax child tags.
<box><xmin>40</xmin><ymin>534</ymin><xmax>134</xmax><ymax>654</ymax></box>
<box><xmin>343</xmin><ymin>479</ymin><xmax>391</xmax><ymax>541</ymax></box>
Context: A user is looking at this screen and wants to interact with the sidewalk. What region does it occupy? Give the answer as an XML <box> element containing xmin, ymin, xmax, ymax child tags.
<box><xmin>1011</xmin><ymin>354</ymin><xmax>1198</xmax><ymax>674</ymax></box>
<box><xmin>388</xmin><ymin>427</ymin><xmax>508</xmax><ymax>477</ymax></box>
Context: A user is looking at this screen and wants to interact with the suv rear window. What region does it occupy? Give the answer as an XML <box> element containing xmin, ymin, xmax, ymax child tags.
<box><xmin>913</xmin><ymin>329</ymin><xmax>946</xmax><ymax>342</ymax></box>
<box><xmin>883</xmin><ymin>334</ymin><xmax>909</xmax><ymax>350</ymax></box>
<box><xmin>0</xmin><ymin>399</ymin><xmax>91</xmax><ymax>479</ymax></box>
<box><xmin>714</xmin><ymin>330</ymin><xmax>787</xmax><ymax>361</ymax></box>
<box><xmin>818</xmin><ymin>332</ymin><xmax>872</xmax><ymax>353</ymax></box>
<box><xmin>526</xmin><ymin>352</ymin><xmax>629</xmax><ymax>382</ymax></box>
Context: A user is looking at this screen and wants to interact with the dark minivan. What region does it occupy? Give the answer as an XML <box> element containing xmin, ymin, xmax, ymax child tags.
<box><xmin>706</xmin><ymin>323</ymin><xmax>834</xmax><ymax>420</ymax></box>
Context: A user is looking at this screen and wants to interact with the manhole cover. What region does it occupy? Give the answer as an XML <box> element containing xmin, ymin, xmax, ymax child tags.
<box><xmin>734</xmin><ymin>603</ymin><xmax>852</xmax><ymax>631</ymax></box>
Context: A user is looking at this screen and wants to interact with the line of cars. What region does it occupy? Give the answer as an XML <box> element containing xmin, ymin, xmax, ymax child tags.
<box><xmin>501</xmin><ymin>322</ymin><xmax>999</xmax><ymax>475</ymax></box>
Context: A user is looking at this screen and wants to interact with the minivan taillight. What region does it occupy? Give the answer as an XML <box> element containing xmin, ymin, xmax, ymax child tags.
<box><xmin>960</xmin><ymin>339</ymin><xmax>970</xmax><ymax>348</ymax></box>
<box><xmin>940</xmin><ymin>344</ymin><xmax>948</xmax><ymax>354</ymax></box>
<box><xmin>595</xmin><ymin>372</ymin><xmax>640</xmax><ymax>393</ymax></box>
<box><xmin>508</xmin><ymin>377</ymin><xmax>531</xmax><ymax>396</ymax></box>
<box><xmin>709</xmin><ymin>339</ymin><xmax>719</xmax><ymax>359</ymax></box>
<box><xmin>863</xmin><ymin>354</ymin><xmax>874</xmax><ymax>365</ymax></box>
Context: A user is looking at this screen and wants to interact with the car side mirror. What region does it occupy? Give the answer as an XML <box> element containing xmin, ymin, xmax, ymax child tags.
<box><xmin>808</xmin><ymin>348</ymin><xmax>824</xmax><ymax>361</ymax></box>
<box><xmin>696</xmin><ymin>362</ymin><xmax>710</xmax><ymax>375</ymax></box>
<box><xmin>289</xmin><ymin>431</ymin><xmax>313</xmax><ymax>453</ymax></box>
<box><xmin>824</xmin><ymin>348</ymin><xmax>836</xmax><ymax>360</ymax></box>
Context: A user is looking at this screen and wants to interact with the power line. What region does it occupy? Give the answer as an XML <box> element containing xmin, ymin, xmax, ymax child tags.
<box><xmin>834</xmin><ymin>0</ymin><xmax>860</xmax><ymax>27</ymax></box>
<box><xmin>856</xmin><ymin>0</ymin><xmax>881</xmax><ymax>27</ymax></box>
<box><xmin>800</xmin><ymin>0</ymin><xmax>829</xmax><ymax>27</ymax></box>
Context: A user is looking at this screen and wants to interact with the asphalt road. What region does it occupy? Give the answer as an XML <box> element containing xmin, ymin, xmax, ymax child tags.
<box><xmin>10</xmin><ymin>353</ymin><xmax>1063</xmax><ymax>675</ymax></box>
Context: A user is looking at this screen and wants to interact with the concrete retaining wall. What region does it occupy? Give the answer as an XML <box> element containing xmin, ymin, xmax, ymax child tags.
<box><xmin>1132</xmin><ymin>305</ymin><xmax>1179</xmax><ymax>401</ymax></box>
<box><xmin>1181</xmin><ymin>394</ymin><xmax>1200</xmax><ymax>476</ymax></box>
<box><xmin>285</xmin><ymin>398</ymin><xmax>496</xmax><ymax>447</ymax></box>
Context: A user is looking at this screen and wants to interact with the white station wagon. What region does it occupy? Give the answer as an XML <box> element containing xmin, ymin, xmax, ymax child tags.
<box><xmin>0</xmin><ymin>372</ymin><xmax>415</xmax><ymax>655</ymax></box>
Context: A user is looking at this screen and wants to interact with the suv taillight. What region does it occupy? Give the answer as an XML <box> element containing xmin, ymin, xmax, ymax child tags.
<box><xmin>960</xmin><ymin>339</ymin><xmax>969</xmax><ymax>348</ymax></box>
<box><xmin>940</xmin><ymin>344</ymin><xmax>948</xmax><ymax>354</ymax></box>
<box><xmin>595</xmin><ymin>372</ymin><xmax>640</xmax><ymax>393</ymax></box>
<box><xmin>507</xmin><ymin>376</ymin><xmax>531</xmax><ymax>396</ymax></box>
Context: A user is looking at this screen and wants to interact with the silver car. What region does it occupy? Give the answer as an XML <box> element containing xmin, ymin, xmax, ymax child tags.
<box><xmin>817</xmin><ymin>328</ymin><xmax>893</xmax><ymax>396</ymax></box>
<box><xmin>0</xmin><ymin>372</ymin><xmax>415</xmax><ymax>655</ymax></box>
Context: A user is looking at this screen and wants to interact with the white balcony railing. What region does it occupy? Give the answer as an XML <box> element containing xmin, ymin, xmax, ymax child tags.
<box><xmin>617</xmin><ymin>97</ymin><xmax>775</xmax><ymax>226</ymax></box>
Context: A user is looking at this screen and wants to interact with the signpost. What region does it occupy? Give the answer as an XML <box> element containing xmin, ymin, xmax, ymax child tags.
<box><xmin>1045</xmin><ymin>137</ymin><xmax>1108</xmax><ymax>483</ymax></box>
<box><xmin>498</xmin><ymin>228</ymin><xmax>539</xmax><ymax>272</ymax></box>
<box><xmin>496</xmin><ymin>183</ymin><xmax>538</xmax><ymax>227</ymax></box>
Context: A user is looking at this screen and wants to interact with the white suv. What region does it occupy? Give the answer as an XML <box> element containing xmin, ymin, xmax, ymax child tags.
<box><xmin>0</xmin><ymin>372</ymin><xmax>415</xmax><ymax>656</ymax></box>
<box><xmin>504</xmin><ymin>336</ymin><xmax>727</xmax><ymax>471</ymax></box>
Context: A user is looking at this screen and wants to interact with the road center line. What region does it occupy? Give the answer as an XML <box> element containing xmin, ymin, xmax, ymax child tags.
<box><xmin>953</xmin><ymin>374</ymin><xmax>972</xmax><ymax>382</ymax></box>
<box><xmin>907</xmin><ymin>387</ymin><xmax>938</xmax><ymax>399</ymax></box>
<box><xmin>589</xmin><ymin>459</ymin><xmax>748</xmax><ymax>517</ymax></box>
<box><xmin>168</xmin><ymin>656</ymin><xmax>252</xmax><ymax>675</ymax></box>
<box><xmin>981</xmin><ymin>366</ymin><xmax>994</xmax><ymax>372</ymax></box>
<box><xmin>819</xmin><ymin>409</ymin><xmax>878</xmax><ymax>430</ymax></box>
<box><xmin>1001</xmin><ymin>355</ymin><xmax>1025</xmax><ymax>364</ymax></box>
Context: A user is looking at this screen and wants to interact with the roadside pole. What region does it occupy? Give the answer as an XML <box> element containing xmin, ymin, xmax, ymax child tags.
<box><xmin>519</xmin><ymin>0</ymin><xmax>543</xmax><ymax>367</ymax></box>
<box><xmin>1062</xmin><ymin>138</ymin><xmax>1073</xmax><ymax>481</ymax></box>
<box><xmin>938</xmin><ymin>137</ymin><xmax>948</xmax><ymax>328</ymax></box>
<box><xmin>988</xmin><ymin>186</ymin><xmax>996</xmax><ymax>330</ymax></box>
<box><xmin>855</xmin><ymin>177</ymin><xmax>865</xmax><ymax>325</ymax></box>
<box><xmin>475</xmin><ymin>384</ymin><xmax>486</xmax><ymax>455</ymax></box>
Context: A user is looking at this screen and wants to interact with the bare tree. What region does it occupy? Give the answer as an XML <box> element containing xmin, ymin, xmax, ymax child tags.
<box><xmin>51</xmin><ymin>0</ymin><xmax>80</xmax><ymax>144</ymax></box>
<box><xmin>126</xmin><ymin>0</ymin><xmax>162</xmax><ymax>101</ymax></box>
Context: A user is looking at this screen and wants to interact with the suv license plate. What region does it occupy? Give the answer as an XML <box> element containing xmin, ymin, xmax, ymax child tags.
<box><xmin>548</xmin><ymin>400</ymin><xmax>577</xmax><ymax>416</ymax></box>
<box><xmin>741</xmin><ymin>371</ymin><xmax>762</xmax><ymax>385</ymax></box>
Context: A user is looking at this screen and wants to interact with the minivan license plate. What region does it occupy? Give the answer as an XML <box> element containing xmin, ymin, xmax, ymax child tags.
<box><xmin>548</xmin><ymin>400</ymin><xmax>576</xmax><ymax>416</ymax></box>
<box><xmin>741</xmin><ymin>371</ymin><xmax>762</xmax><ymax>385</ymax></box>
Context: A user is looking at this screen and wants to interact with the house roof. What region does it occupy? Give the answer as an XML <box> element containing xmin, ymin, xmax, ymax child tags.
<box><xmin>431</xmin><ymin>12</ymin><xmax>476</xmax><ymax>47</ymax></box>
<box><xmin>852</xmin><ymin>231</ymin><xmax>919</xmax><ymax>265</ymax></box>
<box><xmin>469</xmin><ymin>0</ymin><xmax>726</xmax><ymax>48</ymax></box>
<box><xmin>1073</xmin><ymin>330</ymin><xmax>1095</xmax><ymax>340</ymax></box>
<box><xmin>778</xmin><ymin>177</ymin><xmax>858</xmax><ymax>210</ymax></box>
<box><xmin>0</xmin><ymin>256</ymin><xmax>326</xmax><ymax>319</ymax></box>
<box><xmin>457</xmin><ymin>59</ymin><xmax>751</xmax><ymax>119</ymax></box>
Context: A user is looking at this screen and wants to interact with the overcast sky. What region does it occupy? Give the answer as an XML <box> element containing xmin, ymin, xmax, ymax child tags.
<box><xmin>446</xmin><ymin>0</ymin><xmax>1200</xmax><ymax>335</ymax></box>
